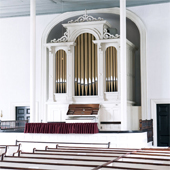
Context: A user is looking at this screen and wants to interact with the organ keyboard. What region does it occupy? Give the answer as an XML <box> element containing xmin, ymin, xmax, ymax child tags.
<box><xmin>66</xmin><ymin>104</ymin><xmax>100</xmax><ymax>123</ymax></box>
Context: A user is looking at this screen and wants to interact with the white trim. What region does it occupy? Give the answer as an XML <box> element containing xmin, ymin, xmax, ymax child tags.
<box><xmin>63</xmin><ymin>20</ymin><xmax>110</xmax><ymax>28</ymax></box>
<box><xmin>120</xmin><ymin>0</ymin><xmax>127</xmax><ymax>130</ymax></box>
<box><xmin>150</xmin><ymin>99</ymin><xmax>170</xmax><ymax>147</ymax></box>
<box><xmin>41</xmin><ymin>7</ymin><xmax>147</xmax><ymax>122</ymax></box>
<box><xmin>67</xmin><ymin>10</ymin><xmax>103</xmax><ymax>23</ymax></box>
<box><xmin>126</xmin><ymin>9</ymin><xmax>148</xmax><ymax>119</ymax></box>
<box><xmin>30</xmin><ymin>0</ymin><xmax>36</xmax><ymax>123</ymax></box>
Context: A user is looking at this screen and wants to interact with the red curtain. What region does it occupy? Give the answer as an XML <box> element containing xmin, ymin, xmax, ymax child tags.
<box><xmin>24</xmin><ymin>123</ymin><xmax>98</xmax><ymax>134</ymax></box>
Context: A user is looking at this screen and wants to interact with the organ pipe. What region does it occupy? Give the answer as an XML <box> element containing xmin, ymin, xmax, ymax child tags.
<box><xmin>75</xmin><ymin>33</ymin><xmax>98</xmax><ymax>96</ymax></box>
<box><xmin>106</xmin><ymin>46</ymin><xmax>118</xmax><ymax>92</ymax></box>
<box><xmin>56</xmin><ymin>50</ymin><xmax>66</xmax><ymax>93</ymax></box>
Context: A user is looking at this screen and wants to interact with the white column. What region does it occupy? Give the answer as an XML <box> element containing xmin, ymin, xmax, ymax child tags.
<box><xmin>67</xmin><ymin>47</ymin><xmax>73</xmax><ymax>102</ymax></box>
<box><xmin>98</xmin><ymin>44</ymin><xmax>104</xmax><ymax>101</ymax></box>
<box><xmin>120</xmin><ymin>0</ymin><xmax>127</xmax><ymax>130</ymax></box>
<box><xmin>48</xmin><ymin>47</ymin><xmax>55</xmax><ymax>102</ymax></box>
<box><xmin>30</xmin><ymin>0</ymin><xmax>36</xmax><ymax>122</ymax></box>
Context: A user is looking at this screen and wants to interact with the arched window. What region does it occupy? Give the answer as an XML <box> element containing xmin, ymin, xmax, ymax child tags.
<box><xmin>55</xmin><ymin>50</ymin><xmax>66</xmax><ymax>93</ymax></box>
<box><xmin>105</xmin><ymin>46</ymin><xmax>118</xmax><ymax>92</ymax></box>
<box><xmin>74</xmin><ymin>33</ymin><xmax>98</xmax><ymax>96</ymax></box>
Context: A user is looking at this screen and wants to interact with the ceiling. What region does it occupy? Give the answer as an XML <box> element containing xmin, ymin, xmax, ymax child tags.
<box><xmin>0</xmin><ymin>0</ymin><xmax>169</xmax><ymax>18</ymax></box>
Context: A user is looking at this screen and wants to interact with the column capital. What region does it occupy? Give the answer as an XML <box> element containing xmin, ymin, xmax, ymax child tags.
<box><xmin>46</xmin><ymin>46</ymin><xmax>54</xmax><ymax>53</ymax></box>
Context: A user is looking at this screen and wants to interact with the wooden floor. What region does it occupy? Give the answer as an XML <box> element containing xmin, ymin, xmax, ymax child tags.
<box><xmin>0</xmin><ymin>142</ymin><xmax>170</xmax><ymax>170</ymax></box>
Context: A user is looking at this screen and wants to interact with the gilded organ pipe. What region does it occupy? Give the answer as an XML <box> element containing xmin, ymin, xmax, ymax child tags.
<box><xmin>88</xmin><ymin>34</ymin><xmax>92</xmax><ymax>95</ymax></box>
<box><xmin>106</xmin><ymin>46</ymin><xmax>118</xmax><ymax>92</ymax></box>
<box><xmin>85</xmin><ymin>33</ymin><xmax>88</xmax><ymax>96</ymax></box>
<box><xmin>75</xmin><ymin>33</ymin><xmax>97</xmax><ymax>96</ymax></box>
<box><xmin>55</xmin><ymin>50</ymin><xmax>66</xmax><ymax>93</ymax></box>
<box><xmin>77</xmin><ymin>36</ymin><xmax>81</xmax><ymax>96</ymax></box>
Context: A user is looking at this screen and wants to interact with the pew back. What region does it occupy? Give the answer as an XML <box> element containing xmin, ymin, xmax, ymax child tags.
<box><xmin>1</xmin><ymin>141</ymin><xmax>170</xmax><ymax>170</ymax></box>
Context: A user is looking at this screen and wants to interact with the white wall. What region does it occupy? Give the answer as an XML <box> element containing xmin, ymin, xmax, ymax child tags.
<box><xmin>0</xmin><ymin>14</ymin><xmax>58</xmax><ymax>120</ymax></box>
<box><xmin>129</xmin><ymin>3</ymin><xmax>170</xmax><ymax>119</ymax></box>
<box><xmin>0</xmin><ymin>3</ymin><xmax>169</xmax><ymax>121</ymax></box>
<box><xmin>0</xmin><ymin>16</ymin><xmax>29</xmax><ymax>120</ymax></box>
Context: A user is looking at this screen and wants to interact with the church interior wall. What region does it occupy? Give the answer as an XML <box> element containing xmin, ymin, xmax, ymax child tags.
<box><xmin>129</xmin><ymin>3</ymin><xmax>170</xmax><ymax>118</ymax></box>
<box><xmin>0</xmin><ymin>16</ymin><xmax>30</xmax><ymax>120</ymax></box>
<box><xmin>0</xmin><ymin>14</ymin><xmax>58</xmax><ymax>120</ymax></box>
<box><xmin>0</xmin><ymin>3</ymin><xmax>169</xmax><ymax>123</ymax></box>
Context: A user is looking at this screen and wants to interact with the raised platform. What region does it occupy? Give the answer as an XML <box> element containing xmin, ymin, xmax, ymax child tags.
<box><xmin>0</xmin><ymin>132</ymin><xmax>149</xmax><ymax>150</ymax></box>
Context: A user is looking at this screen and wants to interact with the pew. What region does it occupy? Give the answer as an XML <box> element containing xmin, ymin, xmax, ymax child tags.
<box><xmin>139</xmin><ymin>119</ymin><xmax>153</xmax><ymax>143</ymax></box>
<box><xmin>0</xmin><ymin>144</ymin><xmax>20</xmax><ymax>161</ymax></box>
<box><xmin>0</xmin><ymin>146</ymin><xmax>7</xmax><ymax>161</ymax></box>
<box><xmin>16</xmin><ymin>140</ymin><xmax>111</xmax><ymax>152</ymax></box>
<box><xmin>1</xmin><ymin>141</ymin><xmax>170</xmax><ymax>170</ymax></box>
<box><xmin>0</xmin><ymin>146</ymin><xmax>6</xmax><ymax>155</ymax></box>
<box><xmin>16</xmin><ymin>146</ymin><xmax>170</xmax><ymax>169</ymax></box>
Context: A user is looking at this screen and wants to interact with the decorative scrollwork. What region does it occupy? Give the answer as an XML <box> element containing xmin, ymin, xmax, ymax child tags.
<box><xmin>103</xmin><ymin>28</ymin><xmax>120</xmax><ymax>39</ymax></box>
<box><xmin>68</xmin><ymin>10</ymin><xmax>103</xmax><ymax>23</ymax></box>
<box><xmin>51</xmin><ymin>30</ymin><xmax>68</xmax><ymax>43</ymax></box>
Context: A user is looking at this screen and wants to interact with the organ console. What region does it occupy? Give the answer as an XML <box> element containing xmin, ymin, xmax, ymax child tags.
<box><xmin>66</xmin><ymin>104</ymin><xmax>100</xmax><ymax>123</ymax></box>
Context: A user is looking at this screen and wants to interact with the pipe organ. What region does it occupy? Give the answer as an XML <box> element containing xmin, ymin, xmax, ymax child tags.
<box><xmin>46</xmin><ymin>12</ymin><xmax>136</xmax><ymax>131</ymax></box>
<box><xmin>56</xmin><ymin>50</ymin><xmax>67</xmax><ymax>93</ymax></box>
<box><xmin>75</xmin><ymin>33</ymin><xmax>98</xmax><ymax>96</ymax></box>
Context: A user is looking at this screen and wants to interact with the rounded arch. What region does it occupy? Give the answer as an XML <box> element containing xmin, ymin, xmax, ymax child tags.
<box><xmin>105</xmin><ymin>44</ymin><xmax>119</xmax><ymax>51</ymax></box>
<box><xmin>69</xmin><ymin>28</ymin><xmax>100</xmax><ymax>42</ymax></box>
<box><xmin>40</xmin><ymin>7</ymin><xmax>147</xmax><ymax>122</ymax></box>
<box><xmin>54</xmin><ymin>47</ymin><xmax>67</xmax><ymax>54</ymax></box>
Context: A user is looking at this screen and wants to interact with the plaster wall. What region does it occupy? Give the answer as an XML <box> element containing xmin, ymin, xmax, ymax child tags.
<box><xmin>129</xmin><ymin>3</ymin><xmax>170</xmax><ymax>118</ymax></box>
<box><xmin>0</xmin><ymin>14</ymin><xmax>58</xmax><ymax>120</ymax></box>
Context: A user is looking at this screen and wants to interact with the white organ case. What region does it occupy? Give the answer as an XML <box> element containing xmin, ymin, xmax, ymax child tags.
<box><xmin>45</xmin><ymin>12</ymin><xmax>136</xmax><ymax>131</ymax></box>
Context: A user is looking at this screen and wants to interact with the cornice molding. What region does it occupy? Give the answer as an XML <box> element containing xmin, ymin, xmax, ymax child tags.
<box><xmin>68</xmin><ymin>10</ymin><xmax>103</xmax><ymax>23</ymax></box>
<box><xmin>103</xmin><ymin>28</ymin><xmax>120</xmax><ymax>39</ymax></box>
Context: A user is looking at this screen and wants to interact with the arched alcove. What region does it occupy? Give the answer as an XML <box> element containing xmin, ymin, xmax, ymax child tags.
<box><xmin>40</xmin><ymin>8</ymin><xmax>147</xmax><ymax>123</ymax></box>
<box><xmin>47</xmin><ymin>12</ymin><xmax>141</xmax><ymax>104</ymax></box>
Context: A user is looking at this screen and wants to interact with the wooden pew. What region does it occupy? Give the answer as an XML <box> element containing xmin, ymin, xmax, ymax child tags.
<box><xmin>1</xmin><ymin>141</ymin><xmax>170</xmax><ymax>170</ymax></box>
<box><xmin>16</xmin><ymin>140</ymin><xmax>111</xmax><ymax>148</ymax></box>
<box><xmin>0</xmin><ymin>146</ymin><xmax>7</xmax><ymax>161</ymax></box>
<box><xmin>16</xmin><ymin>140</ymin><xmax>111</xmax><ymax>153</ymax></box>
<box><xmin>17</xmin><ymin>147</ymin><xmax>170</xmax><ymax>169</ymax></box>
<box><xmin>0</xmin><ymin>146</ymin><xmax>6</xmax><ymax>155</ymax></box>
<box><xmin>35</xmin><ymin>146</ymin><xmax>170</xmax><ymax>170</ymax></box>
<box><xmin>139</xmin><ymin>119</ymin><xmax>153</xmax><ymax>143</ymax></box>
<box><xmin>1</xmin><ymin>154</ymin><xmax>160</xmax><ymax>170</ymax></box>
